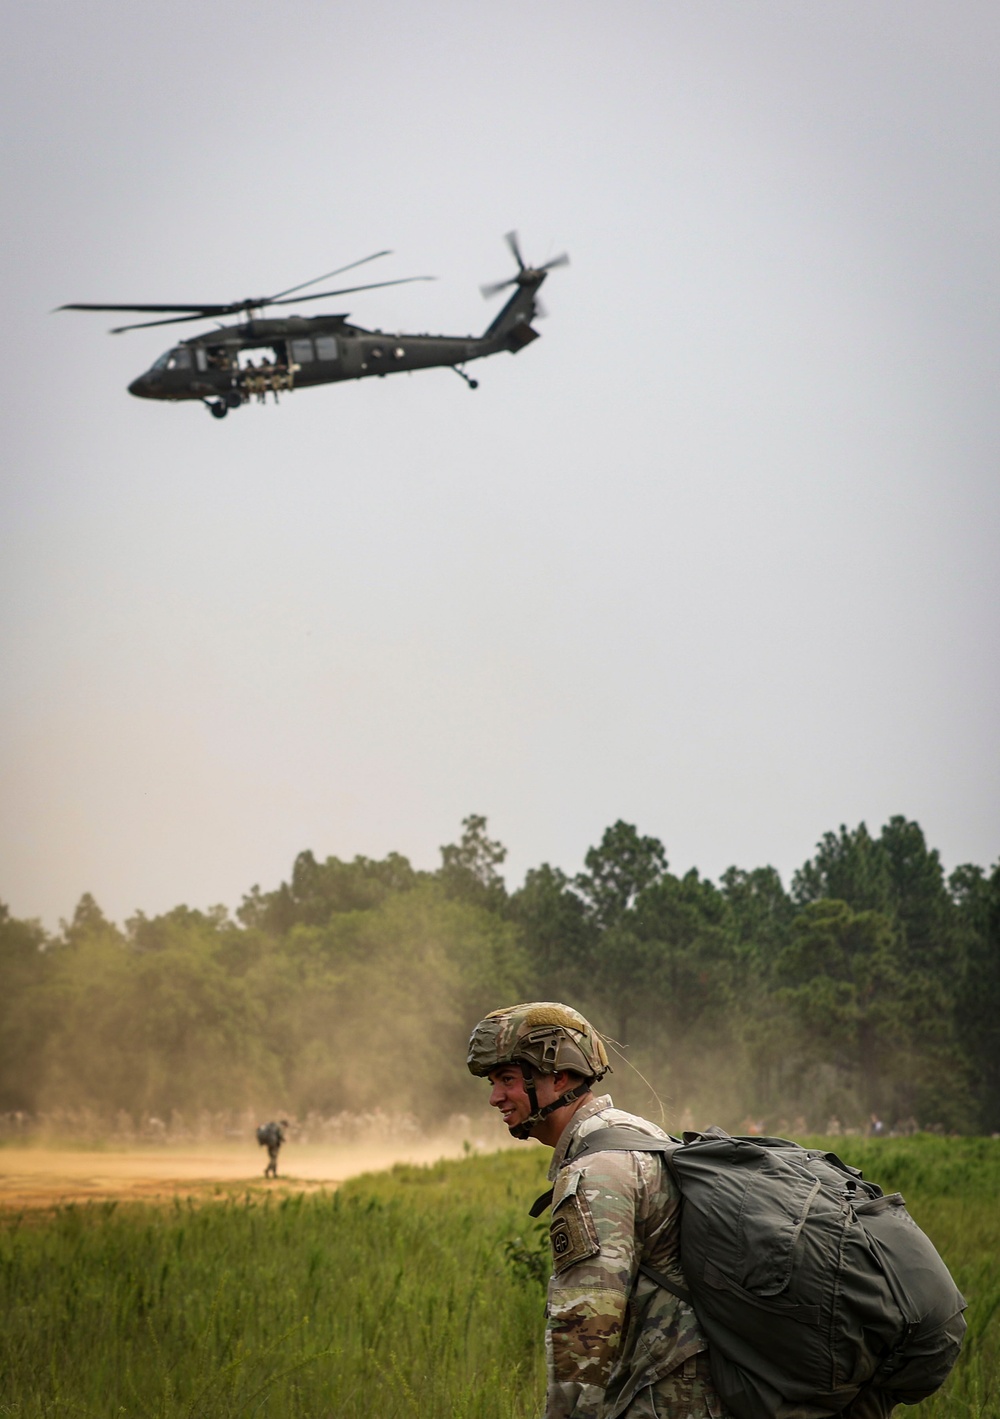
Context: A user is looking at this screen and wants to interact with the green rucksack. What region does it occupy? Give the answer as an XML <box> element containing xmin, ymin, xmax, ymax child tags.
<box><xmin>570</xmin><ymin>1125</ymin><xmax>966</xmax><ymax>1419</ymax></box>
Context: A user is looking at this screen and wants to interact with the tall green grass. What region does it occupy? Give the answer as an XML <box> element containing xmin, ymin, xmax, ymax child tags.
<box><xmin>0</xmin><ymin>1138</ymin><xmax>996</xmax><ymax>1418</ymax></box>
<box><xmin>0</xmin><ymin>1149</ymin><xmax>550</xmax><ymax>1419</ymax></box>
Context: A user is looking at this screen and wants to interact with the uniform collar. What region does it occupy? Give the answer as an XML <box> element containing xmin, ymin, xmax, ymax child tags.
<box><xmin>547</xmin><ymin>1092</ymin><xmax>613</xmax><ymax>1179</ymax></box>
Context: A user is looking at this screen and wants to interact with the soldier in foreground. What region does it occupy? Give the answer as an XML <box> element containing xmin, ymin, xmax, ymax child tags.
<box><xmin>467</xmin><ymin>1002</ymin><xmax>730</xmax><ymax>1419</ymax></box>
<box><xmin>256</xmin><ymin>1119</ymin><xmax>287</xmax><ymax>1178</ymax></box>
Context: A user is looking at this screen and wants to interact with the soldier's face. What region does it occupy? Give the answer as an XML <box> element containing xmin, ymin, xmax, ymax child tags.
<box><xmin>487</xmin><ymin>1065</ymin><xmax>533</xmax><ymax>1132</ymax></box>
<box><xmin>487</xmin><ymin>1066</ymin><xmax>562</xmax><ymax>1134</ymax></box>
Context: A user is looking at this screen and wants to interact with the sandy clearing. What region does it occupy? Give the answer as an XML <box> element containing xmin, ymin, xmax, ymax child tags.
<box><xmin>0</xmin><ymin>1139</ymin><xmax>499</xmax><ymax>1212</ymax></box>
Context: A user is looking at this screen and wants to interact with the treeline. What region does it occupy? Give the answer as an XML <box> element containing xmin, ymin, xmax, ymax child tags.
<box><xmin>1</xmin><ymin>815</ymin><xmax>997</xmax><ymax>1133</ymax></box>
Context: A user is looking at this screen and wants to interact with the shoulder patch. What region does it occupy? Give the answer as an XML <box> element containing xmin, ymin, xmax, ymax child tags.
<box><xmin>550</xmin><ymin>1172</ymin><xmax>600</xmax><ymax>1274</ymax></box>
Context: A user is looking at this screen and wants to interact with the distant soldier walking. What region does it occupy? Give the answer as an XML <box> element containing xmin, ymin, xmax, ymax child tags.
<box><xmin>256</xmin><ymin>1119</ymin><xmax>287</xmax><ymax>1178</ymax></box>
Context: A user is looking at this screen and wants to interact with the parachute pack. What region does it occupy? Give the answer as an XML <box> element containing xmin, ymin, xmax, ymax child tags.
<box><xmin>256</xmin><ymin>1122</ymin><xmax>281</xmax><ymax>1147</ymax></box>
<box><xmin>568</xmin><ymin>1125</ymin><xmax>966</xmax><ymax>1419</ymax></box>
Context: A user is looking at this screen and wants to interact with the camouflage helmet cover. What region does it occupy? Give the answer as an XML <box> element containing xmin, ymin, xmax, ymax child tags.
<box><xmin>467</xmin><ymin>1001</ymin><xmax>610</xmax><ymax>1081</ymax></box>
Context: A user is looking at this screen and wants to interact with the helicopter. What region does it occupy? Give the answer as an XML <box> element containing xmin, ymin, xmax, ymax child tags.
<box><xmin>59</xmin><ymin>233</ymin><xmax>568</xmax><ymax>418</ymax></box>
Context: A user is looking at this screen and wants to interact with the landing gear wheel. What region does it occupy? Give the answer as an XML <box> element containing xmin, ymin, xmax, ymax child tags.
<box><xmin>207</xmin><ymin>400</ymin><xmax>228</xmax><ymax>419</ymax></box>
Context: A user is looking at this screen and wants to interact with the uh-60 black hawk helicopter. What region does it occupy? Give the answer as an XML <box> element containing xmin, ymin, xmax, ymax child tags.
<box><xmin>59</xmin><ymin>233</ymin><xmax>568</xmax><ymax>419</ymax></box>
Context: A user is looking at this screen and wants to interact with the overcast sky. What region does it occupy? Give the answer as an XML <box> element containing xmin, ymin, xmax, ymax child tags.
<box><xmin>2</xmin><ymin>1</ymin><xmax>998</xmax><ymax>928</ymax></box>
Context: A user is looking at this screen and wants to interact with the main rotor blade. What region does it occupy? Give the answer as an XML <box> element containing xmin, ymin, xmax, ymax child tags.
<box><xmin>59</xmin><ymin>249</ymin><xmax>400</xmax><ymax>322</ymax></box>
<box><xmin>504</xmin><ymin>230</ymin><xmax>525</xmax><ymax>270</ymax></box>
<box><xmin>103</xmin><ymin>276</ymin><xmax>434</xmax><ymax>331</ymax></box>
<box><xmin>108</xmin><ymin>311</ymin><xmax>234</xmax><ymax>334</ymax></box>
<box><xmin>266</xmin><ymin>275</ymin><xmax>434</xmax><ymax>306</ymax></box>
<box><xmin>266</xmin><ymin>250</ymin><xmax>392</xmax><ymax>303</ymax></box>
<box><xmin>541</xmin><ymin>252</ymin><xmax>570</xmax><ymax>272</ymax></box>
<box><xmin>59</xmin><ymin>302</ymin><xmax>233</xmax><ymax>314</ymax></box>
<box><xmin>61</xmin><ymin>252</ymin><xmax>398</xmax><ymax>316</ymax></box>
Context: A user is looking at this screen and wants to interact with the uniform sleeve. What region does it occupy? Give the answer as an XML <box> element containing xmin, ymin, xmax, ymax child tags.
<box><xmin>544</xmin><ymin>1152</ymin><xmax>643</xmax><ymax>1419</ymax></box>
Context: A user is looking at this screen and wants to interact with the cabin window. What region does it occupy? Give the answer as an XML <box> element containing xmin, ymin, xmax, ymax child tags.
<box><xmin>290</xmin><ymin>338</ymin><xmax>314</xmax><ymax>363</ymax></box>
<box><xmin>314</xmin><ymin>335</ymin><xmax>338</xmax><ymax>361</ymax></box>
<box><xmin>194</xmin><ymin>348</ymin><xmax>208</xmax><ymax>372</ymax></box>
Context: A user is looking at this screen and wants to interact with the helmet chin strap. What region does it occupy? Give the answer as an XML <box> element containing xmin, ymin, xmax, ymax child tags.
<box><xmin>508</xmin><ymin>1064</ymin><xmax>592</xmax><ymax>1141</ymax></box>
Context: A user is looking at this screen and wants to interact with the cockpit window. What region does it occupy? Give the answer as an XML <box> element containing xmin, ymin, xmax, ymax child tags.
<box><xmin>153</xmin><ymin>348</ymin><xmax>192</xmax><ymax>371</ymax></box>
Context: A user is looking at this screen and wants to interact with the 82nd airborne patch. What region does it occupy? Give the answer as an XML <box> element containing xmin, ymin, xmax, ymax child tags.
<box><xmin>550</xmin><ymin>1184</ymin><xmax>600</xmax><ymax>1275</ymax></box>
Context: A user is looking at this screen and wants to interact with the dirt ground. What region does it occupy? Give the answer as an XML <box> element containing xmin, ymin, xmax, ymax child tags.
<box><xmin>0</xmin><ymin>1139</ymin><xmax>487</xmax><ymax>1212</ymax></box>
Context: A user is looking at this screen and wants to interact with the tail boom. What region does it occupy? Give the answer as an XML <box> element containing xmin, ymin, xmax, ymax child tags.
<box><xmin>482</xmin><ymin>274</ymin><xmax>545</xmax><ymax>350</ymax></box>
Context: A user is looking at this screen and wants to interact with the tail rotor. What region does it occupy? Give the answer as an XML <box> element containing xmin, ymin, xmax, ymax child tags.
<box><xmin>505</xmin><ymin>230</ymin><xmax>526</xmax><ymax>272</ymax></box>
<box><xmin>480</xmin><ymin>231</ymin><xmax>569</xmax><ymax>298</ymax></box>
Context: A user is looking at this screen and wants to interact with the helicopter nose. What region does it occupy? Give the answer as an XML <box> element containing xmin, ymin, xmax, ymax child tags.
<box><xmin>128</xmin><ymin>375</ymin><xmax>153</xmax><ymax>398</ymax></box>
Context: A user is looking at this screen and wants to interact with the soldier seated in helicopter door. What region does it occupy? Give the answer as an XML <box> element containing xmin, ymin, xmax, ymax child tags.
<box><xmin>237</xmin><ymin>344</ymin><xmax>292</xmax><ymax>402</ymax></box>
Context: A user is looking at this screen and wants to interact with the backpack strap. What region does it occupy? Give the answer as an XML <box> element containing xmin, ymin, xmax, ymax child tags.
<box><xmin>529</xmin><ymin>1125</ymin><xmax>692</xmax><ymax>1303</ymax></box>
<box><xmin>574</xmin><ymin>1125</ymin><xmax>681</xmax><ymax>1160</ymax></box>
<box><xmin>529</xmin><ymin>1188</ymin><xmax>554</xmax><ymax>1218</ymax></box>
<box><xmin>635</xmin><ymin>1261</ymin><xmax>691</xmax><ymax>1304</ymax></box>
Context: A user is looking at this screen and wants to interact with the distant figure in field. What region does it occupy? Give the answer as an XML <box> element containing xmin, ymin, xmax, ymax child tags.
<box><xmin>256</xmin><ymin>1119</ymin><xmax>287</xmax><ymax>1178</ymax></box>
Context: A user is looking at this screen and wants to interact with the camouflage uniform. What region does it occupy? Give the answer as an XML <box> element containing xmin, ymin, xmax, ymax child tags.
<box><xmin>545</xmin><ymin>1094</ymin><xmax>728</xmax><ymax>1419</ymax></box>
<box><xmin>465</xmin><ymin>1003</ymin><xmax>729</xmax><ymax>1419</ymax></box>
<box><xmin>620</xmin><ymin>1355</ymin><xmax>727</xmax><ymax>1419</ymax></box>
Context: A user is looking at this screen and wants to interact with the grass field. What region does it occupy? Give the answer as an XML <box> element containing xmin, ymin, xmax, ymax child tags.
<box><xmin>0</xmin><ymin>1137</ymin><xmax>996</xmax><ymax>1418</ymax></box>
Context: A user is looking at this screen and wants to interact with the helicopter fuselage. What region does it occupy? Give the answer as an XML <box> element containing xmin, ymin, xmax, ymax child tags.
<box><xmin>128</xmin><ymin>277</ymin><xmax>543</xmax><ymax>415</ymax></box>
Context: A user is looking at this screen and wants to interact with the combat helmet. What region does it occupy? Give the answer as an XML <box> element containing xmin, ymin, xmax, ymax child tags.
<box><xmin>467</xmin><ymin>1002</ymin><xmax>610</xmax><ymax>1139</ymax></box>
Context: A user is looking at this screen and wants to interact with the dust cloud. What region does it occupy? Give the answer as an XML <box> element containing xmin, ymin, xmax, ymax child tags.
<box><xmin>0</xmin><ymin>1134</ymin><xmax>520</xmax><ymax>1213</ymax></box>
